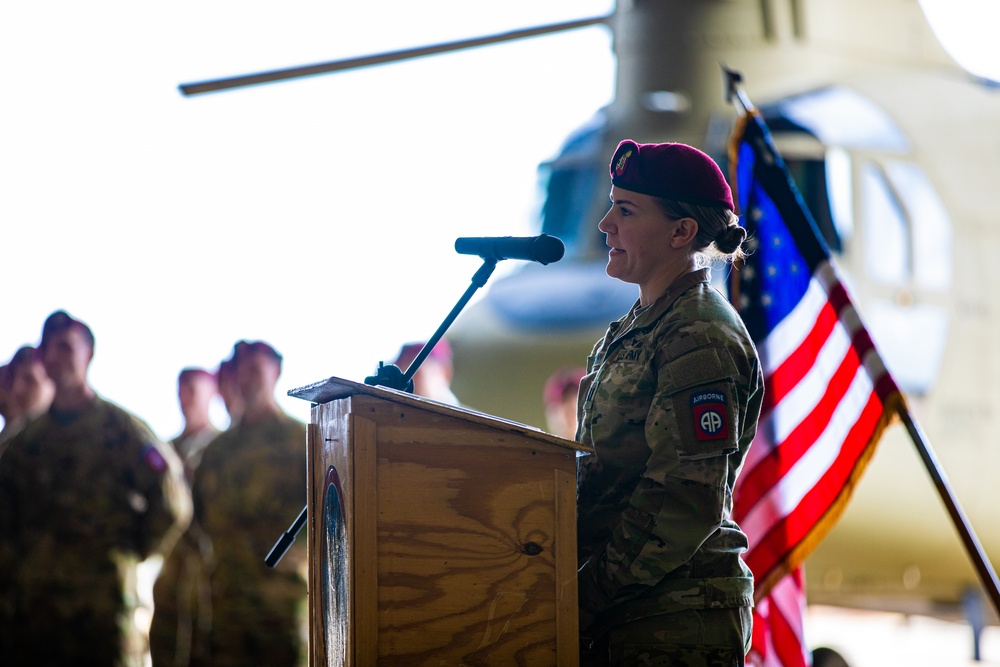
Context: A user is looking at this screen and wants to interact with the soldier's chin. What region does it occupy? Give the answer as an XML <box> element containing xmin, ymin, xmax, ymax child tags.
<box><xmin>605</xmin><ymin>259</ymin><xmax>627</xmax><ymax>282</ymax></box>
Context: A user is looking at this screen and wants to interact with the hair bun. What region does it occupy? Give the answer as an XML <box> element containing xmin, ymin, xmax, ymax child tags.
<box><xmin>715</xmin><ymin>225</ymin><xmax>747</xmax><ymax>254</ymax></box>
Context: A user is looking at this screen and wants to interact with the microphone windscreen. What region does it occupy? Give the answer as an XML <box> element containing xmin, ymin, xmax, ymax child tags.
<box><xmin>533</xmin><ymin>234</ymin><xmax>565</xmax><ymax>265</ymax></box>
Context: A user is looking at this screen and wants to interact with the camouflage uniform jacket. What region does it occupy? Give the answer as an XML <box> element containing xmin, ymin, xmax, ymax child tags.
<box><xmin>191</xmin><ymin>410</ymin><xmax>308</xmax><ymax>667</ymax></box>
<box><xmin>576</xmin><ymin>268</ymin><xmax>763</xmax><ymax>633</ymax></box>
<box><xmin>149</xmin><ymin>425</ymin><xmax>219</xmax><ymax>667</ymax></box>
<box><xmin>0</xmin><ymin>395</ymin><xmax>192</xmax><ymax>666</ymax></box>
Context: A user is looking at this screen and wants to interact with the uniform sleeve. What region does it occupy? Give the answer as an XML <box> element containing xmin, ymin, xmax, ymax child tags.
<box><xmin>0</xmin><ymin>446</ymin><xmax>20</xmax><ymax>622</ymax></box>
<box><xmin>579</xmin><ymin>345</ymin><xmax>740</xmax><ymax>617</ymax></box>
<box><xmin>132</xmin><ymin>430</ymin><xmax>193</xmax><ymax>560</ymax></box>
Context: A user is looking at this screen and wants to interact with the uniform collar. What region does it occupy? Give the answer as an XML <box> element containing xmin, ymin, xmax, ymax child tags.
<box><xmin>604</xmin><ymin>268</ymin><xmax>711</xmax><ymax>347</ymax></box>
<box><xmin>633</xmin><ymin>268</ymin><xmax>711</xmax><ymax>328</ymax></box>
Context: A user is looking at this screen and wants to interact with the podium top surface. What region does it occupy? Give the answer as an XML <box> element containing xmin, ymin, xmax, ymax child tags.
<box><xmin>289</xmin><ymin>375</ymin><xmax>592</xmax><ymax>454</ymax></box>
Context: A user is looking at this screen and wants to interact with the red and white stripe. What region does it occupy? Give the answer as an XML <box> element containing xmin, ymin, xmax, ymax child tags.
<box><xmin>734</xmin><ymin>261</ymin><xmax>899</xmax><ymax>666</ymax></box>
<box><xmin>735</xmin><ymin>261</ymin><xmax>897</xmax><ymax>590</ymax></box>
<box><xmin>747</xmin><ymin>567</ymin><xmax>811</xmax><ymax>667</ymax></box>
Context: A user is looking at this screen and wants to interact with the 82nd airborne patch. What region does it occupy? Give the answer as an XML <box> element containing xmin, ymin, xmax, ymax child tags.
<box><xmin>690</xmin><ymin>390</ymin><xmax>729</xmax><ymax>441</ymax></box>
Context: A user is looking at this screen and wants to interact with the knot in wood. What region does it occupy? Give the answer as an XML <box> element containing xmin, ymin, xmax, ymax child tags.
<box><xmin>520</xmin><ymin>541</ymin><xmax>544</xmax><ymax>556</ymax></box>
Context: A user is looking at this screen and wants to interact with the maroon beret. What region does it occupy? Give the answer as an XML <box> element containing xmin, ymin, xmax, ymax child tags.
<box><xmin>610</xmin><ymin>140</ymin><xmax>734</xmax><ymax>211</ymax></box>
<box><xmin>9</xmin><ymin>346</ymin><xmax>41</xmax><ymax>370</ymax></box>
<box><xmin>232</xmin><ymin>340</ymin><xmax>283</xmax><ymax>364</ymax></box>
<box><xmin>40</xmin><ymin>310</ymin><xmax>95</xmax><ymax>351</ymax></box>
<box><xmin>393</xmin><ymin>339</ymin><xmax>452</xmax><ymax>369</ymax></box>
<box><xmin>178</xmin><ymin>367</ymin><xmax>217</xmax><ymax>384</ymax></box>
<box><xmin>543</xmin><ymin>366</ymin><xmax>586</xmax><ymax>408</ymax></box>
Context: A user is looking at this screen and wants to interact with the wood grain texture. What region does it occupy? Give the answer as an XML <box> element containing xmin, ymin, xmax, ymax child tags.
<box><xmin>554</xmin><ymin>468</ymin><xmax>580</xmax><ymax>667</ymax></box>
<box><xmin>310</xmin><ymin>398</ymin><xmax>356</xmax><ymax>667</ymax></box>
<box><xmin>351</xmin><ymin>415</ymin><xmax>378</xmax><ymax>666</ymax></box>
<box><xmin>303</xmin><ymin>382</ymin><xmax>584</xmax><ymax>666</ymax></box>
<box><xmin>306</xmin><ymin>422</ymin><xmax>324</xmax><ymax>667</ymax></box>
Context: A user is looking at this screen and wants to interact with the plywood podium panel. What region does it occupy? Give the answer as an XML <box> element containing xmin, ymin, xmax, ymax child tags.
<box><xmin>290</xmin><ymin>376</ymin><xmax>589</xmax><ymax>666</ymax></box>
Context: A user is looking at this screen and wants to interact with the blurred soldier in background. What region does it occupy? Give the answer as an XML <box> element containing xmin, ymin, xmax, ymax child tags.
<box><xmin>1</xmin><ymin>346</ymin><xmax>56</xmax><ymax>455</ymax></box>
<box><xmin>392</xmin><ymin>339</ymin><xmax>460</xmax><ymax>405</ymax></box>
<box><xmin>215</xmin><ymin>356</ymin><xmax>243</xmax><ymax>427</ymax></box>
<box><xmin>542</xmin><ymin>366</ymin><xmax>586</xmax><ymax>441</ymax></box>
<box><xmin>151</xmin><ymin>367</ymin><xmax>220</xmax><ymax>666</ymax></box>
<box><xmin>168</xmin><ymin>367</ymin><xmax>220</xmax><ymax>477</ymax></box>
<box><xmin>0</xmin><ymin>364</ymin><xmax>16</xmax><ymax>450</ymax></box>
<box><xmin>8</xmin><ymin>346</ymin><xmax>55</xmax><ymax>429</ymax></box>
<box><xmin>191</xmin><ymin>340</ymin><xmax>308</xmax><ymax>666</ymax></box>
<box><xmin>0</xmin><ymin>310</ymin><xmax>191</xmax><ymax>666</ymax></box>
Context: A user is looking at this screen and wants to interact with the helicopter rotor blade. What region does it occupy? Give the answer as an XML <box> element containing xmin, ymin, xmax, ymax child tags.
<box><xmin>179</xmin><ymin>14</ymin><xmax>610</xmax><ymax>96</ymax></box>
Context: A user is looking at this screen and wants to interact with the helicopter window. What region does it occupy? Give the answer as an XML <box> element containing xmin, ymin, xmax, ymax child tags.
<box><xmin>782</xmin><ymin>154</ymin><xmax>842</xmax><ymax>254</ymax></box>
<box><xmin>769</xmin><ymin>132</ymin><xmax>845</xmax><ymax>254</ymax></box>
<box><xmin>865</xmin><ymin>298</ymin><xmax>948</xmax><ymax>395</ymax></box>
<box><xmin>861</xmin><ymin>162</ymin><xmax>909</xmax><ymax>285</ymax></box>
<box><xmin>883</xmin><ymin>160</ymin><xmax>952</xmax><ymax>292</ymax></box>
<box><xmin>535</xmin><ymin>112</ymin><xmax>607</xmax><ymax>258</ymax></box>
<box><xmin>536</xmin><ymin>161</ymin><xmax>603</xmax><ymax>257</ymax></box>
<box><xmin>825</xmin><ymin>147</ymin><xmax>854</xmax><ymax>244</ymax></box>
<box><xmin>764</xmin><ymin>85</ymin><xmax>910</xmax><ymax>153</ymax></box>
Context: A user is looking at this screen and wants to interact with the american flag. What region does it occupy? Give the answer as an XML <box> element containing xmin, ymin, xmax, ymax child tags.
<box><xmin>727</xmin><ymin>108</ymin><xmax>902</xmax><ymax>666</ymax></box>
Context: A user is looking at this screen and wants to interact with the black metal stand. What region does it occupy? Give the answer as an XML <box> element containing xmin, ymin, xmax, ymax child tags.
<box><xmin>364</xmin><ymin>257</ymin><xmax>497</xmax><ymax>391</ymax></box>
<box><xmin>264</xmin><ymin>506</ymin><xmax>307</xmax><ymax>568</ymax></box>
<box><xmin>265</xmin><ymin>257</ymin><xmax>499</xmax><ymax>567</ymax></box>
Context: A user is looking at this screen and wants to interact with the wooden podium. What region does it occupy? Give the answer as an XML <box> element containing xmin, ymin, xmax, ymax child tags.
<box><xmin>289</xmin><ymin>376</ymin><xmax>590</xmax><ymax>666</ymax></box>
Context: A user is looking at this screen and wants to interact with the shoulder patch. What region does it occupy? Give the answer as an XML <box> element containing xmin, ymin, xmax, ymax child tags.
<box><xmin>690</xmin><ymin>390</ymin><xmax>729</xmax><ymax>441</ymax></box>
<box><xmin>141</xmin><ymin>443</ymin><xmax>168</xmax><ymax>474</ymax></box>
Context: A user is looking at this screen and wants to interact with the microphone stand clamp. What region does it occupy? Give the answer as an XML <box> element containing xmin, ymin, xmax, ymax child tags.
<box><xmin>364</xmin><ymin>362</ymin><xmax>413</xmax><ymax>393</ymax></box>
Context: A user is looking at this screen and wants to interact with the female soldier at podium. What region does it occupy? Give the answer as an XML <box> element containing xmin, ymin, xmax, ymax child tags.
<box><xmin>575</xmin><ymin>140</ymin><xmax>763</xmax><ymax>666</ymax></box>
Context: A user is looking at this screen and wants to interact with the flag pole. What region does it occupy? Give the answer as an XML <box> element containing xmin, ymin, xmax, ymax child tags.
<box><xmin>895</xmin><ymin>403</ymin><xmax>1000</xmax><ymax>617</ymax></box>
<box><xmin>723</xmin><ymin>64</ymin><xmax>1000</xmax><ymax>618</ymax></box>
<box><xmin>723</xmin><ymin>66</ymin><xmax>751</xmax><ymax>308</ymax></box>
<box><xmin>723</xmin><ymin>66</ymin><xmax>754</xmax><ymax>117</ymax></box>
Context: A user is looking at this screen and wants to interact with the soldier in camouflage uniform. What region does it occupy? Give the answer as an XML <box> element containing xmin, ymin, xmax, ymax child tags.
<box><xmin>151</xmin><ymin>368</ymin><xmax>220</xmax><ymax>667</ymax></box>
<box><xmin>215</xmin><ymin>356</ymin><xmax>244</xmax><ymax>426</ymax></box>
<box><xmin>189</xmin><ymin>340</ymin><xmax>308</xmax><ymax>666</ymax></box>
<box><xmin>0</xmin><ymin>363</ymin><xmax>16</xmax><ymax>450</ymax></box>
<box><xmin>577</xmin><ymin>141</ymin><xmax>764</xmax><ymax>666</ymax></box>
<box><xmin>0</xmin><ymin>310</ymin><xmax>192</xmax><ymax>666</ymax></box>
<box><xmin>0</xmin><ymin>346</ymin><xmax>55</xmax><ymax>451</ymax></box>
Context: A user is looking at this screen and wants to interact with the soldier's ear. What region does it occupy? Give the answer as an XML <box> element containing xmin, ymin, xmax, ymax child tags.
<box><xmin>670</xmin><ymin>217</ymin><xmax>699</xmax><ymax>248</ymax></box>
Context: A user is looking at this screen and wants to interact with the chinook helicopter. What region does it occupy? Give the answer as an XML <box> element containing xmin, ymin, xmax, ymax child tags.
<box><xmin>181</xmin><ymin>0</ymin><xmax>1000</xmax><ymax>660</ymax></box>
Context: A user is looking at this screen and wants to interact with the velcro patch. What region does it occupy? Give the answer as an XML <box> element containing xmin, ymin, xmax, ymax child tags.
<box><xmin>691</xmin><ymin>390</ymin><xmax>729</xmax><ymax>441</ymax></box>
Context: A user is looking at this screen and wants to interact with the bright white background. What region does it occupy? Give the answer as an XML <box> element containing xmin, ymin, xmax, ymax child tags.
<box><xmin>4</xmin><ymin>1</ymin><xmax>1000</xmax><ymax>663</ymax></box>
<box><xmin>1</xmin><ymin>1</ymin><xmax>616</xmax><ymax>439</ymax></box>
<box><xmin>1</xmin><ymin>0</ymin><xmax>996</xmax><ymax>441</ymax></box>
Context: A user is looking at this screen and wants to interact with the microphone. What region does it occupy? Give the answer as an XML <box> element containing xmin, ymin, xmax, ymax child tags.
<box><xmin>454</xmin><ymin>234</ymin><xmax>565</xmax><ymax>265</ymax></box>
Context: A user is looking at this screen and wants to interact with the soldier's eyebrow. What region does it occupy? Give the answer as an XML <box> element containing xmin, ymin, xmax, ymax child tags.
<box><xmin>610</xmin><ymin>195</ymin><xmax>640</xmax><ymax>207</ymax></box>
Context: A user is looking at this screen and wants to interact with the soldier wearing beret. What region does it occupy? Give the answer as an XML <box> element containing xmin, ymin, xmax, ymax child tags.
<box><xmin>576</xmin><ymin>141</ymin><xmax>764</xmax><ymax>665</ymax></box>
<box><xmin>214</xmin><ymin>356</ymin><xmax>244</xmax><ymax>427</ymax></box>
<box><xmin>392</xmin><ymin>339</ymin><xmax>461</xmax><ymax>406</ymax></box>
<box><xmin>150</xmin><ymin>367</ymin><xmax>220</xmax><ymax>667</ymax></box>
<box><xmin>189</xmin><ymin>340</ymin><xmax>308</xmax><ymax>666</ymax></box>
<box><xmin>0</xmin><ymin>346</ymin><xmax>55</xmax><ymax>453</ymax></box>
<box><xmin>0</xmin><ymin>310</ymin><xmax>192</xmax><ymax>665</ymax></box>
<box><xmin>7</xmin><ymin>346</ymin><xmax>55</xmax><ymax>434</ymax></box>
<box><xmin>543</xmin><ymin>366</ymin><xmax>586</xmax><ymax>441</ymax></box>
